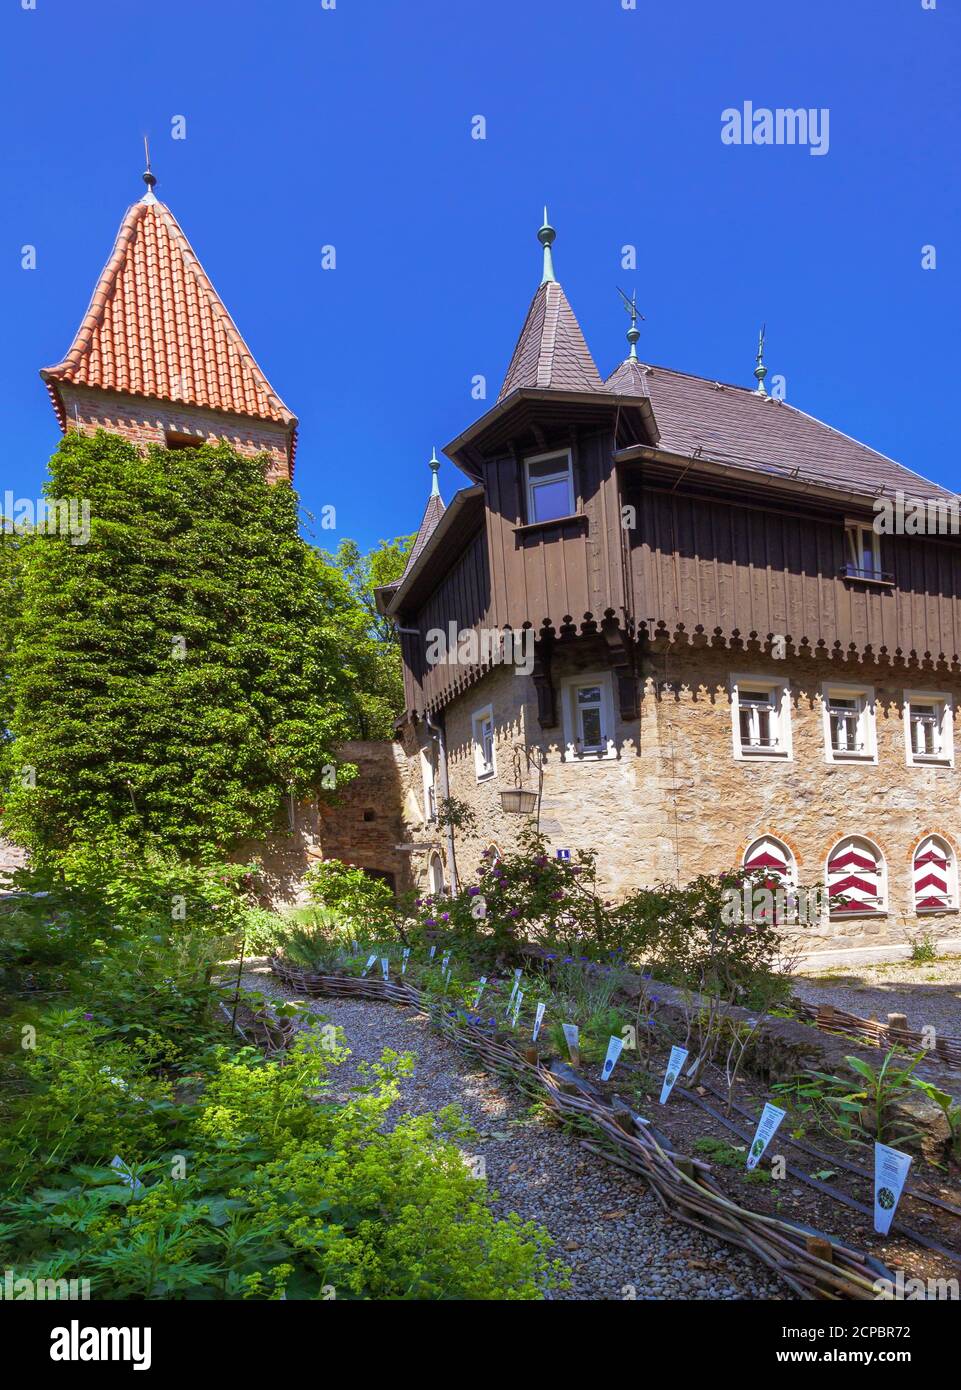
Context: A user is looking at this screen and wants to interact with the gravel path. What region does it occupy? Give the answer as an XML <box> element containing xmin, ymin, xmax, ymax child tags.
<box><xmin>244</xmin><ymin>967</ymin><xmax>788</xmax><ymax>1301</ymax></box>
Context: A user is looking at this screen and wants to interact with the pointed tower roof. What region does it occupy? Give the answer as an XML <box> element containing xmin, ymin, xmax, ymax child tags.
<box><xmin>41</xmin><ymin>176</ymin><xmax>297</xmax><ymax>458</ymax></box>
<box><xmin>397</xmin><ymin>449</ymin><xmax>446</xmax><ymax>583</ymax></box>
<box><xmin>605</xmin><ymin>288</ymin><xmax>652</xmax><ymax>400</ymax></box>
<box><xmin>497</xmin><ymin>211</ymin><xmax>603</xmax><ymax>402</ymax></box>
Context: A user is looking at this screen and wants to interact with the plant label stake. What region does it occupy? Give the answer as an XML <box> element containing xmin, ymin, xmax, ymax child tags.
<box><xmin>350</xmin><ymin>938</ymin><xmax>358</xmax><ymax>955</ymax></box>
<box><xmin>473</xmin><ymin>976</ymin><xmax>487</xmax><ymax>1008</ymax></box>
<box><xmin>362</xmin><ymin>954</ymin><xmax>377</xmax><ymax>977</ymax></box>
<box><xmin>601</xmin><ymin>1035</ymin><xmax>623</xmax><ymax>1081</ymax></box>
<box><xmin>746</xmin><ymin>1102</ymin><xmax>786</xmax><ymax>1170</ymax></box>
<box><xmin>659</xmin><ymin>1046</ymin><xmax>688</xmax><ymax>1105</ymax></box>
<box><xmin>401</xmin><ymin>947</ymin><xmax>410</xmax><ymax>974</ymax></box>
<box><xmin>110</xmin><ymin>1155</ymin><xmax>143</xmax><ymax>1193</ymax></box>
<box><xmin>874</xmin><ymin>1142</ymin><xmax>912</xmax><ymax>1235</ymax></box>
<box><xmin>510</xmin><ymin>990</ymin><xmax>523</xmax><ymax>1028</ymax></box>
<box><xmin>429</xmin><ymin>944</ymin><xmax>437</xmax><ymax>961</ymax></box>
<box><xmin>381</xmin><ymin>957</ymin><xmax>390</xmax><ymax>982</ymax></box>
<box><xmin>443</xmin><ymin>966</ymin><xmax>452</xmax><ymax>990</ymax></box>
<box><xmin>441</xmin><ymin>951</ymin><xmax>451</xmax><ymax>973</ymax></box>
<box><xmin>506</xmin><ymin>967</ymin><xmax>523</xmax><ymax>1011</ymax></box>
<box><xmin>532</xmin><ymin>1002</ymin><xmax>546</xmax><ymax>1042</ymax></box>
<box><xmin>562</xmin><ymin>1022</ymin><xmax>580</xmax><ymax>1067</ymax></box>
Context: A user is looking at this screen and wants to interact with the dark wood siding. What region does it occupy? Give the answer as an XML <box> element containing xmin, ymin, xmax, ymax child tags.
<box><xmin>630</xmin><ymin>486</ymin><xmax>961</xmax><ymax>658</ymax></box>
<box><xmin>402</xmin><ymin>526</ymin><xmax>493</xmax><ymax>714</ymax></box>
<box><xmin>482</xmin><ymin>429</ymin><xmax>626</xmax><ymax>632</ymax></box>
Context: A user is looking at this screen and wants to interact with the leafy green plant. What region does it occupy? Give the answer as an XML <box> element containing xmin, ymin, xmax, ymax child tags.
<box><xmin>303</xmin><ymin>858</ymin><xmax>397</xmax><ymax>938</ymax></box>
<box><xmin>909</xmin><ymin>931</ymin><xmax>939</xmax><ymax>965</ymax></box>
<box><xmin>773</xmin><ymin>1049</ymin><xmax>948</xmax><ymax>1152</ymax></box>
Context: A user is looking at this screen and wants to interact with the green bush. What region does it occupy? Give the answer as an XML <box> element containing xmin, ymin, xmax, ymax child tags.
<box><xmin>0</xmin><ymin>1033</ymin><xmax>562</xmax><ymax>1300</ymax></box>
<box><xmin>303</xmin><ymin>858</ymin><xmax>397</xmax><ymax>938</ymax></box>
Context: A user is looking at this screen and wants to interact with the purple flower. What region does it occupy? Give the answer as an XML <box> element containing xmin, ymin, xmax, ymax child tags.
<box><xmin>468</xmin><ymin>886</ymin><xmax>480</xmax><ymax>896</ymax></box>
<box><xmin>83</xmin><ymin>1012</ymin><xmax>93</xmax><ymax>1020</ymax></box>
<box><xmin>440</xmin><ymin>912</ymin><xmax>450</xmax><ymax>921</ymax></box>
<box><xmin>425</xmin><ymin>918</ymin><xmax>436</xmax><ymax>927</ymax></box>
<box><xmin>509</xmin><ymin>908</ymin><xmax>520</xmax><ymax>917</ymax></box>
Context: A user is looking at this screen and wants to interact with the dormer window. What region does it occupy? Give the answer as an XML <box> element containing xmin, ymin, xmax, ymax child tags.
<box><xmin>844</xmin><ymin>521</ymin><xmax>885</xmax><ymax>581</ymax></box>
<box><xmin>524</xmin><ymin>449</ymin><xmax>575</xmax><ymax>524</ymax></box>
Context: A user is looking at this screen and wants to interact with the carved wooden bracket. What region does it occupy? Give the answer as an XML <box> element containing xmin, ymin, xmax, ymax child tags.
<box><xmin>601</xmin><ymin>613</ymin><xmax>638</xmax><ymax>721</ymax></box>
<box><xmin>531</xmin><ymin>637</ymin><xmax>557</xmax><ymax>728</ymax></box>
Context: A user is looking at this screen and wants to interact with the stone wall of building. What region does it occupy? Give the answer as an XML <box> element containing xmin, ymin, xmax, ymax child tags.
<box><xmin>57</xmin><ymin>384</ymin><xmax>292</xmax><ymax>482</ymax></box>
<box><xmin>417</xmin><ymin>645</ymin><xmax>961</xmax><ymax>953</ymax></box>
<box><xmin>238</xmin><ymin>740</ymin><xmax>418</xmax><ymax>907</ymax></box>
<box><xmin>0</xmin><ymin>837</ymin><xmax>27</xmax><ymax>886</ymax></box>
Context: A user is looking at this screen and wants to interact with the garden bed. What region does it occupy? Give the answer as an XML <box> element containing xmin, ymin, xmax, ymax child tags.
<box><xmin>268</xmin><ymin>957</ymin><xmax>961</xmax><ymax>1300</ymax></box>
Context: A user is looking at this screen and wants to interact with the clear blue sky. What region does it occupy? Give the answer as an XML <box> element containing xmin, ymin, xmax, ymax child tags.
<box><xmin>1</xmin><ymin>0</ymin><xmax>958</xmax><ymax>551</ymax></box>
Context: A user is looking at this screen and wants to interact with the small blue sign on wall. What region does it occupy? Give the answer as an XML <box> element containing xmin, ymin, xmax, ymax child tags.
<box><xmin>555</xmin><ymin>848</ymin><xmax>571</xmax><ymax>861</ymax></box>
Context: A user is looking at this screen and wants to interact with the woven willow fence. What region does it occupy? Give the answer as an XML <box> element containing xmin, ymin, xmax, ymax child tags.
<box><xmin>795</xmin><ymin>1000</ymin><xmax>961</xmax><ymax>1067</ymax></box>
<box><xmin>269</xmin><ymin>958</ymin><xmax>908</xmax><ymax>1302</ymax></box>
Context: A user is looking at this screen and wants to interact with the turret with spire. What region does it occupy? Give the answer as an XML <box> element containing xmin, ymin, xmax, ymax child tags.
<box><xmin>497</xmin><ymin>211</ymin><xmax>604</xmax><ymax>402</ymax></box>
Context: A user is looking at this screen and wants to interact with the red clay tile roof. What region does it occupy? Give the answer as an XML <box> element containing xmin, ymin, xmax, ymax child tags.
<box><xmin>607</xmin><ymin>358</ymin><xmax>954</xmax><ymax>502</ymax></box>
<box><xmin>498</xmin><ymin>281</ymin><xmax>604</xmax><ymax>402</ymax></box>
<box><xmin>41</xmin><ymin>196</ymin><xmax>297</xmax><ymax>453</ymax></box>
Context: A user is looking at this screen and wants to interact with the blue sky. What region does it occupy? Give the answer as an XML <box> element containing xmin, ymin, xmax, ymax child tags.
<box><xmin>1</xmin><ymin>0</ymin><xmax>958</xmax><ymax>551</ymax></box>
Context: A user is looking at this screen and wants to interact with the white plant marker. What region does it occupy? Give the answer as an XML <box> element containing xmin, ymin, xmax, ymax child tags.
<box><xmin>532</xmin><ymin>1002</ymin><xmax>546</xmax><ymax>1041</ymax></box>
<box><xmin>601</xmin><ymin>1035</ymin><xmax>624</xmax><ymax>1081</ymax></box>
<box><xmin>429</xmin><ymin>944</ymin><xmax>436</xmax><ymax>961</ymax></box>
<box><xmin>110</xmin><ymin>1155</ymin><xmax>143</xmax><ymax>1193</ymax></box>
<box><xmin>562</xmin><ymin>1022</ymin><xmax>580</xmax><ymax>1066</ymax></box>
<box><xmin>473</xmin><ymin>976</ymin><xmax>487</xmax><ymax>1008</ymax></box>
<box><xmin>510</xmin><ymin>990</ymin><xmax>523</xmax><ymax>1028</ymax></box>
<box><xmin>380</xmin><ymin>957</ymin><xmax>389</xmax><ymax>982</ymax></box>
<box><xmin>506</xmin><ymin>967</ymin><xmax>523</xmax><ymax>1010</ymax></box>
<box><xmin>441</xmin><ymin>951</ymin><xmax>451</xmax><ymax>972</ymax></box>
<box><xmin>746</xmin><ymin>1102</ymin><xmax>786</xmax><ymax>1170</ymax></box>
<box><xmin>874</xmin><ymin>1142</ymin><xmax>913</xmax><ymax>1235</ymax></box>
<box><xmin>659</xmin><ymin>1046</ymin><xmax>688</xmax><ymax>1105</ymax></box>
<box><xmin>401</xmin><ymin>947</ymin><xmax>410</xmax><ymax>974</ymax></box>
<box><xmin>362</xmin><ymin>953</ymin><xmax>377</xmax><ymax>977</ymax></box>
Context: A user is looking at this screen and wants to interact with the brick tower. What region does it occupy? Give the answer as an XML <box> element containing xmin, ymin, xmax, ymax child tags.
<box><xmin>40</xmin><ymin>162</ymin><xmax>297</xmax><ymax>480</ymax></box>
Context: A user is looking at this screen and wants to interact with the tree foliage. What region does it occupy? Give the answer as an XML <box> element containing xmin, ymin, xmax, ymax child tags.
<box><xmin>322</xmin><ymin>535</ymin><xmax>412</xmax><ymax>739</ymax></box>
<box><xmin>3</xmin><ymin>432</ymin><xmax>359</xmax><ymax>860</ymax></box>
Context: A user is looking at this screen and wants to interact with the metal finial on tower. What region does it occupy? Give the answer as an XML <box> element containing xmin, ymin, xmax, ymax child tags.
<box><xmin>754</xmin><ymin>323</ymin><xmax>768</xmax><ymax>395</ymax></box>
<box><xmin>538</xmin><ymin>206</ymin><xmax>556</xmax><ymax>284</ymax></box>
<box><xmin>141</xmin><ymin>136</ymin><xmax>158</xmax><ymax>202</ymax></box>
<box><xmin>429</xmin><ymin>447</ymin><xmax>441</xmax><ymax>497</ymax></box>
<box><xmin>617</xmin><ymin>286</ymin><xmax>645</xmax><ymax>360</ymax></box>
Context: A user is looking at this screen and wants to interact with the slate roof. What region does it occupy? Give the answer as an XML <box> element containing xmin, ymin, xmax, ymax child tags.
<box><xmin>498</xmin><ymin>280</ymin><xmax>604</xmax><ymax>401</ymax></box>
<box><xmin>41</xmin><ymin>195</ymin><xmax>297</xmax><ymax>447</ymax></box>
<box><xmin>606</xmin><ymin>358</ymin><xmax>954</xmax><ymax>502</ymax></box>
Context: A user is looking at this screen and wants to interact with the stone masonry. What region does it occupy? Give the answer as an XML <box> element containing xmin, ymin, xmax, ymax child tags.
<box><xmin>412</xmin><ymin>646</ymin><xmax>961</xmax><ymax>953</ymax></box>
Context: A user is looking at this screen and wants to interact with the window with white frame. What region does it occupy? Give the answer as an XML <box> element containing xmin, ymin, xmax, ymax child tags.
<box><xmin>844</xmin><ymin>521</ymin><xmax>885</xmax><ymax>582</ymax></box>
<box><xmin>827</xmin><ymin>836</ymin><xmax>886</xmax><ymax>916</ymax></box>
<box><xmin>420</xmin><ymin>746</ymin><xmax>437</xmax><ymax>822</ymax></box>
<box><xmin>731</xmin><ymin>676</ymin><xmax>792</xmax><ymax>759</ymax></box>
<box><xmin>913</xmin><ymin>834</ymin><xmax>958</xmax><ymax>912</ymax></box>
<box><xmin>471</xmin><ymin>705</ymin><xmax>496</xmax><ymax>780</ymax></box>
<box><xmin>822</xmin><ymin>683</ymin><xmax>876</xmax><ymax>762</ymax></box>
<box><xmin>904</xmin><ymin>691</ymin><xmax>953</xmax><ymax>767</ymax></box>
<box><xmin>524</xmin><ymin>449</ymin><xmax>575</xmax><ymax>525</ymax></box>
<box><xmin>560</xmin><ymin>672</ymin><xmax>616</xmax><ymax>760</ymax></box>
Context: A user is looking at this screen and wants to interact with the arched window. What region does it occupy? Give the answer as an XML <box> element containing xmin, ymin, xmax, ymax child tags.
<box><xmin>742</xmin><ymin>835</ymin><xmax>796</xmax><ymax>924</ymax></box>
<box><xmin>913</xmin><ymin>834</ymin><xmax>958</xmax><ymax>912</ymax></box>
<box><xmin>742</xmin><ymin>834</ymin><xmax>796</xmax><ymax>888</ymax></box>
<box><xmin>827</xmin><ymin>836</ymin><xmax>886</xmax><ymax>916</ymax></box>
<box><xmin>428</xmin><ymin>851</ymin><xmax>446</xmax><ymax>897</ymax></box>
<box><xmin>486</xmin><ymin>843</ymin><xmax>502</xmax><ymax>867</ymax></box>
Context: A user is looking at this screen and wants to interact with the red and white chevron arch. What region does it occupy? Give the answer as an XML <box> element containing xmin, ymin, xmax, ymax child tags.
<box><xmin>827</xmin><ymin>837</ymin><xmax>886</xmax><ymax>916</ymax></box>
<box><xmin>913</xmin><ymin>835</ymin><xmax>956</xmax><ymax>912</ymax></box>
<box><xmin>743</xmin><ymin>835</ymin><xmax>795</xmax><ymax>889</ymax></box>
